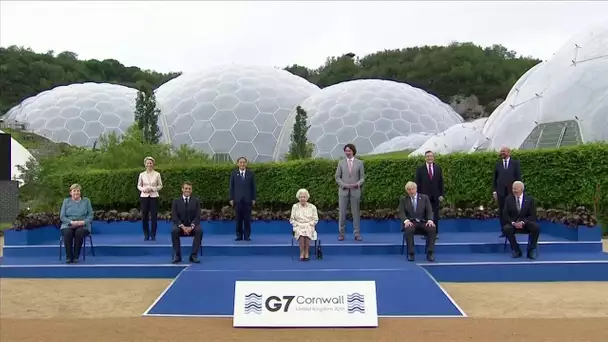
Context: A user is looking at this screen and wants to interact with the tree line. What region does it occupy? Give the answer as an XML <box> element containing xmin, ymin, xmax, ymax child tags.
<box><xmin>0</xmin><ymin>42</ymin><xmax>540</xmax><ymax>119</ymax></box>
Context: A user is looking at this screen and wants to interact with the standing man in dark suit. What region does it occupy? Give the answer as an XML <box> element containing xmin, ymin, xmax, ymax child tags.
<box><xmin>229</xmin><ymin>157</ymin><xmax>257</xmax><ymax>241</ymax></box>
<box><xmin>398</xmin><ymin>181</ymin><xmax>437</xmax><ymax>262</ymax></box>
<box><xmin>502</xmin><ymin>181</ymin><xmax>540</xmax><ymax>259</ymax></box>
<box><xmin>415</xmin><ymin>150</ymin><xmax>444</xmax><ymax>238</ymax></box>
<box><xmin>171</xmin><ymin>181</ymin><xmax>202</xmax><ymax>264</ymax></box>
<box><xmin>493</xmin><ymin>146</ymin><xmax>521</xmax><ymax>236</ymax></box>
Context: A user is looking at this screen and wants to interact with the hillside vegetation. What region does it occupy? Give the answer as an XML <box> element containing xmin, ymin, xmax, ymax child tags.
<box><xmin>0</xmin><ymin>43</ymin><xmax>540</xmax><ymax>119</ymax></box>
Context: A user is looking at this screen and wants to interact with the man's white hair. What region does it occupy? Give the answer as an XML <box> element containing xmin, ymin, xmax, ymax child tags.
<box><xmin>296</xmin><ymin>188</ymin><xmax>310</xmax><ymax>199</ymax></box>
<box><xmin>513</xmin><ymin>181</ymin><xmax>525</xmax><ymax>190</ymax></box>
<box><xmin>405</xmin><ymin>181</ymin><xmax>417</xmax><ymax>190</ymax></box>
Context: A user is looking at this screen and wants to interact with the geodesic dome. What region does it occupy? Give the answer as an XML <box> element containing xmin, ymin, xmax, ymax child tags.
<box><xmin>11</xmin><ymin>83</ymin><xmax>138</xmax><ymax>147</ymax></box>
<box><xmin>0</xmin><ymin>129</ymin><xmax>35</xmax><ymax>186</ymax></box>
<box><xmin>367</xmin><ymin>133</ymin><xmax>435</xmax><ymax>155</ymax></box>
<box><xmin>410</xmin><ymin>118</ymin><xmax>488</xmax><ymax>156</ymax></box>
<box><xmin>483</xmin><ymin>21</ymin><xmax>608</xmax><ymax>150</ymax></box>
<box><xmin>154</xmin><ymin>65</ymin><xmax>320</xmax><ymax>163</ymax></box>
<box><xmin>274</xmin><ymin>79</ymin><xmax>463</xmax><ymax>160</ymax></box>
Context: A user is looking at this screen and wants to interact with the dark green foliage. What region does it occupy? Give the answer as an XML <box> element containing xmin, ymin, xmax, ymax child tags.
<box><xmin>0</xmin><ymin>46</ymin><xmax>180</xmax><ymax>114</ymax></box>
<box><xmin>286</xmin><ymin>106</ymin><xmax>313</xmax><ymax>160</ymax></box>
<box><xmin>41</xmin><ymin>144</ymin><xmax>608</xmax><ymax>214</ymax></box>
<box><xmin>134</xmin><ymin>84</ymin><xmax>162</xmax><ymax>144</ymax></box>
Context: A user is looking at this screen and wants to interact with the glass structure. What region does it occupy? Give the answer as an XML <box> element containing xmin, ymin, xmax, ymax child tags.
<box><xmin>10</xmin><ymin>83</ymin><xmax>137</xmax><ymax>147</ymax></box>
<box><xmin>367</xmin><ymin>133</ymin><xmax>434</xmax><ymax>155</ymax></box>
<box><xmin>520</xmin><ymin>120</ymin><xmax>582</xmax><ymax>149</ymax></box>
<box><xmin>482</xmin><ymin>22</ymin><xmax>608</xmax><ymax>150</ymax></box>
<box><xmin>274</xmin><ymin>79</ymin><xmax>463</xmax><ymax>160</ymax></box>
<box><xmin>0</xmin><ymin>129</ymin><xmax>34</xmax><ymax>185</ymax></box>
<box><xmin>154</xmin><ymin>64</ymin><xmax>320</xmax><ymax>163</ymax></box>
<box><xmin>410</xmin><ymin>118</ymin><xmax>488</xmax><ymax>156</ymax></box>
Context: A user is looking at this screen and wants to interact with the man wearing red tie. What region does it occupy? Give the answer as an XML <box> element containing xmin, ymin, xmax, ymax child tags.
<box><xmin>415</xmin><ymin>150</ymin><xmax>445</xmax><ymax>237</ymax></box>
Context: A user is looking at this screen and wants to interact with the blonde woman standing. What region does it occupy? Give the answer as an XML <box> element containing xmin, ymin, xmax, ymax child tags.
<box><xmin>137</xmin><ymin>156</ymin><xmax>163</xmax><ymax>241</ymax></box>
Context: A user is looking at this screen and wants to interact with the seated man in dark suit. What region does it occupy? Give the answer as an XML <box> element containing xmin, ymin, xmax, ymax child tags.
<box><xmin>502</xmin><ymin>181</ymin><xmax>540</xmax><ymax>259</ymax></box>
<box><xmin>398</xmin><ymin>181</ymin><xmax>437</xmax><ymax>262</ymax></box>
<box><xmin>171</xmin><ymin>181</ymin><xmax>203</xmax><ymax>264</ymax></box>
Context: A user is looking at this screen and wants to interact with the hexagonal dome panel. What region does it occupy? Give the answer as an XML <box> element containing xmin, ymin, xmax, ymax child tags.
<box><xmin>274</xmin><ymin>79</ymin><xmax>463</xmax><ymax>160</ymax></box>
<box><xmin>10</xmin><ymin>83</ymin><xmax>137</xmax><ymax>147</ymax></box>
<box><xmin>368</xmin><ymin>133</ymin><xmax>435</xmax><ymax>155</ymax></box>
<box><xmin>482</xmin><ymin>22</ymin><xmax>608</xmax><ymax>150</ymax></box>
<box><xmin>155</xmin><ymin>64</ymin><xmax>320</xmax><ymax>162</ymax></box>
<box><xmin>410</xmin><ymin>118</ymin><xmax>488</xmax><ymax>156</ymax></box>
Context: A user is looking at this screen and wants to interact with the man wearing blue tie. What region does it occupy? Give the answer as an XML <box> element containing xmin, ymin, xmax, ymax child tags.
<box><xmin>398</xmin><ymin>181</ymin><xmax>437</xmax><ymax>262</ymax></box>
<box><xmin>229</xmin><ymin>157</ymin><xmax>257</xmax><ymax>241</ymax></box>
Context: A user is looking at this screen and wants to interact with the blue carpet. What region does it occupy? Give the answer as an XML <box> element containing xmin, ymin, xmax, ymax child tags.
<box><xmin>145</xmin><ymin>266</ymin><xmax>464</xmax><ymax>317</ymax></box>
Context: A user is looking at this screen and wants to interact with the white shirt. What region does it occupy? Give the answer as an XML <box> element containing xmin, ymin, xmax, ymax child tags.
<box><xmin>503</xmin><ymin>157</ymin><xmax>510</xmax><ymax>168</ymax></box>
<box><xmin>427</xmin><ymin>163</ymin><xmax>433</xmax><ymax>175</ymax></box>
<box><xmin>239</xmin><ymin>169</ymin><xmax>246</xmax><ymax>178</ymax></box>
<box><xmin>183</xmin><ymin>196</ymin><xmax>190</xmax><ymax>202</ymax></box>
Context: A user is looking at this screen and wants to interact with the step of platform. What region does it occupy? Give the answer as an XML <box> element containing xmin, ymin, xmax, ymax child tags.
<box><xmin>3</xmin><ymin>232</ymin><xmax>602</xmax><ymax>257</ymax></box>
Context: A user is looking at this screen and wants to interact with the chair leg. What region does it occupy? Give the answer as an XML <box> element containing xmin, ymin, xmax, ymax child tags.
<box><xmin>82</xmin><ymin>237</ymin><xmax>86</xmax><ymax>261</ymax></box>
<box><xmin>400</xmin><ymin>233</ymin><xmax>405</xmax><ymax>255</ymax></box>
<box><xmin>503</xmin><ymin>237</ymin><xmax>508</xmax><ymax>252</ymax></box>
<box><xmin>314</xmin><ymin>240</ymin><xmax>318</xmax><ymax>259</ymax></box>
<box><xmin>59</xmin><ymin>237</ymin><xmax>63</xmax><ymax>261</ymax></box>
<box><xmin>89</xmin><ymin>236</ymin><xmax>95</xmax><ymax>256</ymax></box>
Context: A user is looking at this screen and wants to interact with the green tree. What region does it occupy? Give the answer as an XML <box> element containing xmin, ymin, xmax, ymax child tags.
<box><xmin>286</xmin><ymin>106</ymin><xmax>313</xmax><ymax>160</ymax></box>
<box><xmin>133</xmin><ymin>82</ymin><xmax>162</xmax><ymax>144</ymax></box>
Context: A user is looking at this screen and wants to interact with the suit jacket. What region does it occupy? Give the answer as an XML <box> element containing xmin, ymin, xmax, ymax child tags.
<box><xmin>398</xmin><ymin>193</ymin><xmax>433</xmax><ymax>224</ymax></box>
<box><xmin>229</xmin><ymin>168</ymin><xmax>257</xmax><ymax>203</ymax></box>
<box><xmin>415</xmin><ymin>163</ymin><xmax>444</xmax><ymax>201</ymax></box>
<box><xmin>335</xmin><ymin>158</ymin><xmax>365</xmax><ymax>197</ymax></box>
<box><xmin>502</xmin><ymin>193</ymin><xmax>536</xmax><ymax>225</ymax></box>
<box><xmin>172</xmin><ymin>196</ymin><xmax>201</xmax><ymax>227</ymax></box>
<box><xmin>493</xmin><ymin>158</ymin><xmax>521</xmax><ymax>197</ymax></box>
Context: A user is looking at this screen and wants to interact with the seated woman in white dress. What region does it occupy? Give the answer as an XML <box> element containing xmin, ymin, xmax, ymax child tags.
<box><xmin>290</xmin><ymin>188</ymin><xmax>319</xmax><ymax>261</ymax></box>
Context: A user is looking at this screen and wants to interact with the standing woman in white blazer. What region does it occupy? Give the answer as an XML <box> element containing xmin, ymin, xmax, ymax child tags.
<box><xmin>137</xmin><ymin>156</ymin><xmax>163</xmax><ymax>241</ymax></box>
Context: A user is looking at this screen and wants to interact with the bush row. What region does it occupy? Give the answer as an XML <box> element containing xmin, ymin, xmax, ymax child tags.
<box><xmin>12</xmin><ymin>206</ymin><xmax>598</xmax><ymax>230</ymax></box>
<box><xmin>45</xmin><ymin>143</ymin><xmax>608</xmax><ymax>213</ymax></box>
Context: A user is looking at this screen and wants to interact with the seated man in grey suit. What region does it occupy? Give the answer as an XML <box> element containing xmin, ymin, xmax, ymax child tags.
<box><xmin>398</xmin><ymin>181</ymin><xmax>437</xmax><ymax>262</ymax></box>
<box><xmin>171</xmin><ymin>181</ymin><xmax>202</xmax><ymax>264</ymax></box>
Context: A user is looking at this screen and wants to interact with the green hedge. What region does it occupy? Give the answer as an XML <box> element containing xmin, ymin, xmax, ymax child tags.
<box><xmin>49</xmin><ymin>143</ymin><xmax>608</xmax><ymax>212</ymax></box>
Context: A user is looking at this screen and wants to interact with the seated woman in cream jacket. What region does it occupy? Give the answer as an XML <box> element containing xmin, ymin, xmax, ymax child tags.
<box><xmin>289</xmin><ymin>188</ymin><xmax>319</xmax><ymax>261</ymax></box>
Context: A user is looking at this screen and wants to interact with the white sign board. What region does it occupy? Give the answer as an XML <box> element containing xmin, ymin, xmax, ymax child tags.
<box><xmin>233</xmin><ymin>281</ymin><xmax>378</xmax><ymax>328</ymax></box>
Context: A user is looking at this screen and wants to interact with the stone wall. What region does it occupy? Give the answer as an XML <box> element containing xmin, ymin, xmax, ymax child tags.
<box><xmin>0</xmin><ymin>180</ymin><xmax>19</xmax><ymax>223</ymax></box>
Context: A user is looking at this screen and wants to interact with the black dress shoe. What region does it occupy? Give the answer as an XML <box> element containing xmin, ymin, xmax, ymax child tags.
<box><xmin>245</xmin><ymin>237</ymin><xmax>251</xmax><ymax>241</ymax></box>
<box><xmin>512</xmin><ymin>251</ymin><xmax>523</xmax><ymax>258</ymax></box>
<box><xmin>144</xmin><ymin>236</ymin><xmax>150</xmax><ymax>241</ymax></box>
<box><xmin>72</xmin><ymin>259</ymin><xmax>79</xmax><ymax>264</ymax></box>
<box><xmin>151</xmin><ymin>236</ymin><xmax>156</xmax><ymax>241</ymax></box>
<box><xmin>65</xmin><ymin>259</ymin><xmax>73</xmax><ymax>264</ymax></box>
<box><xmin>527</xmin><ymin>250</ymin><xmax>536</xmax><ymax>260</ymax></box>
<box><xmin>172</xmin><ymin>257</ymin><xmax>182</xmax><ymax>264</ymax></box>
<box><xmin>235</xmin><ymin>237</ymin><xmax>243</xmax><ymax>241</ymax></box>
<box><xmin>189</xmin><ymin>256</ymin><xmax>200</xmax><ymax>263</ymax></box>
<box><xmin>407</xmin><ymin>254</ymin><xmax>415</xmax><ymax>262</ymax></box>
<box><xmin>426</xmin><ymin>253</ymin><xmax>435</xmax><ymax>262</ymax></box>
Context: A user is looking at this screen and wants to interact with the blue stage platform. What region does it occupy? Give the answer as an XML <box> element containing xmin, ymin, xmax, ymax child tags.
<box><xmin>1</xmin><ymin>219</ymin><xmax>606</xmax><ymax>318</ymax></box>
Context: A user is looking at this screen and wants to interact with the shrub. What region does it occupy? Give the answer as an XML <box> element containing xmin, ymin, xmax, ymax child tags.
<box><xmin>37</xmin><ymin>143</ymin><xmax>608</xmax><ymax>214</ymax></box>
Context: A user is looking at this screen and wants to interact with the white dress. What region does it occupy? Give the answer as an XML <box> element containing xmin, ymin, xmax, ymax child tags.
<box><xmin>290</xmin><ymin>203</ymin><xmax>319</xmax><ymax>240</ymax></box>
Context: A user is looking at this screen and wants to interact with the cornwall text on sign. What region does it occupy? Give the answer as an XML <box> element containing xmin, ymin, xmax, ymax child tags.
<box><xmin>233</xmin><ymin>281</ymin><xmax>378</xmax><ymax>328</ymax></box>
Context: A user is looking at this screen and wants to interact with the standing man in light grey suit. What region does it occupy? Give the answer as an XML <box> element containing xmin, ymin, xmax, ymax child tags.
<box><xmin>335</xmin><ymin>143</ymin><xmax>365</xmax><ymax>241</ymax></box>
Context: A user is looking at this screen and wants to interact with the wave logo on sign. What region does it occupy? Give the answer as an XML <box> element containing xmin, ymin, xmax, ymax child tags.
<box><xmin>346</xmin><ymin>293</ymin><xmax>365</xmax><ymax>314</ymax></box>
<box><xmin>244</xmin><ymin>293</ymin><xmax>263</xmax><ymax>314</ymax></box>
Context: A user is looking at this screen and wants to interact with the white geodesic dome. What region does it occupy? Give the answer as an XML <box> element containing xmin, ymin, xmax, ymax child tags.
<box><xmin>482</xmin><ymin>21</ymin><xmax>608</xmax><ymax>150</ymax></box>
<box><xmin>154</xmin><ymin>65</ymin><xmax>320</xmax><ymax>163</ymax></box>
<box><xmin>410</xmin><ymin>118</ymin><xmax>488</xmax><ymax>156</ymax></box>
<box><xmin>367</xmin><ymin>133</ymin><xmax>435</xmax><ymax>155</ymax></box>
<box><xmin>0</xmin><ymin>129</ymin><xmax>35</xmax><ymax>186</ymax></box>
<box><xmin>274</xmin><ymin>79</ymin><xmax>463</xmax><ymax>160</ymax></box>
<box><xmin>11</xmin><ymin>83</ymin><xmax>138</xmax><ymax>147</ymax></box>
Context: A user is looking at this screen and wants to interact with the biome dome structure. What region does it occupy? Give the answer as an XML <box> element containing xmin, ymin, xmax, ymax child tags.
<box><xmin>0</xmin><ymin>129</ymin><xmax>35</xmax><ymax>186</ymax></box>
<box><xmin>410</xmin><ymin>118</ymin><xmax>488</xmax><ymax>156</ymax></box>
<box><xmin>274</xmin><ymin>79</ymin><xmax>463</xmax><ymax>160</ymax></box>
<box><xmin>482</xmin><ymin>21</ymin><xmax>608</xmax><ymax>150</ymax></box>
<box><xmin>10</xmin><ymin>83</ymin><xmax>138</xmax><ymax>147</ymax></box>
<box><xmin>367</xmin><ymin>133</ymin><xmax>435</xmax><ymax>155</ymax></box>
<box><xmin>155</xmin><ymin>65</ymin><xmax>320</xmax><ymax>163</ymax></box>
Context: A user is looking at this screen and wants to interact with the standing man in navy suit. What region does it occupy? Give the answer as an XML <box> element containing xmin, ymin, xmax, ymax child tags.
<box><xmin>229</xmin><ymin>157</ymin><xmax>257</xmax><ymax>241</ymax></box>
<box><xmin>415</xmin><ymin>150</ymin><xmax>444</xmax><ymax>238</ymax></box>
<box><xmin>493</xmin><ymin>146</ymin><xmax>521</xmax><ymax>237</ymax></box>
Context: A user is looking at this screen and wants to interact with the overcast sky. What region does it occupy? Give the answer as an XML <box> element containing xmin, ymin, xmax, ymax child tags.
<box><xmin>1</xmin><ymin>1</ymin><xmax>607</xmax><ymax>73</ymax></box>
